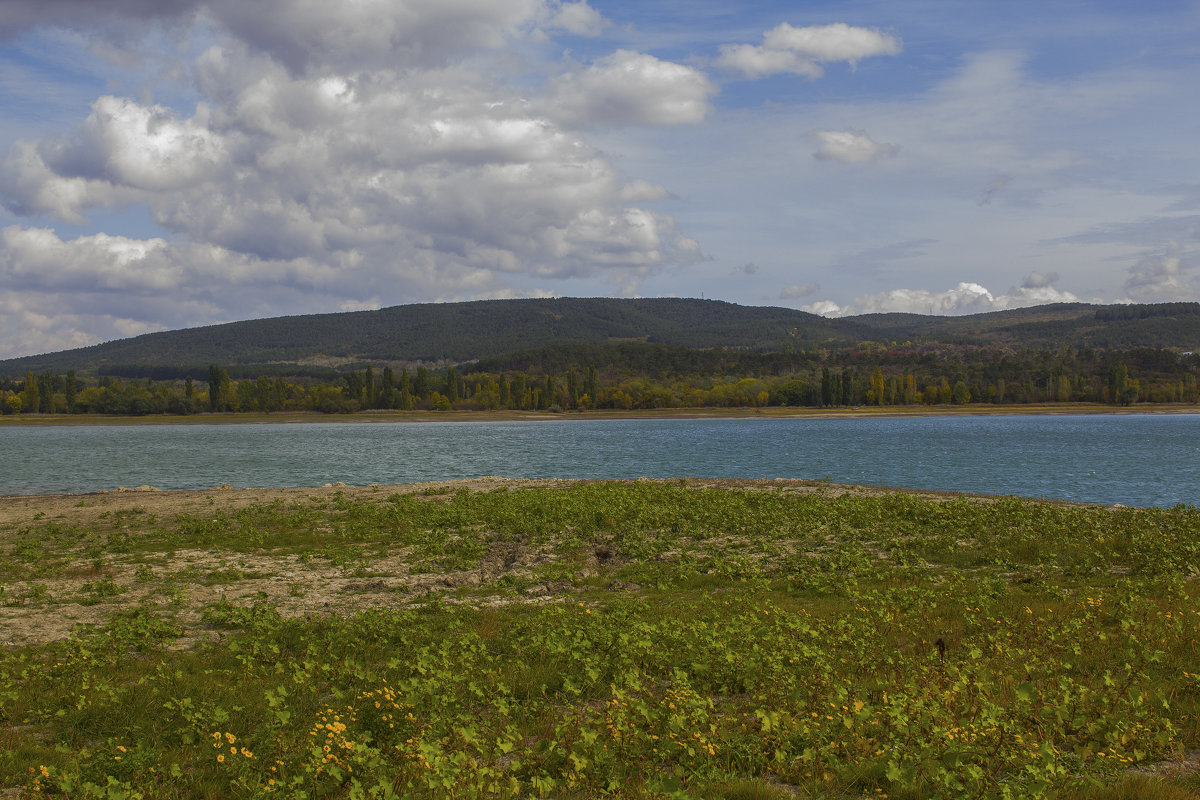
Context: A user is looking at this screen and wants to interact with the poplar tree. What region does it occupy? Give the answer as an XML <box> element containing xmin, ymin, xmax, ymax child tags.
<box><xmin>21</xmin><ymin>372</ymin><xmax>38</xmax><ymax>414</ymax></box>
<box><xmin>65</xmin><ymin>370</ymin><xmax>78</xmax><ymax>411</ymax></box>
<box><xmin>208</xmin><ymin>365</ymin><xmax>221</xmax><ymax>411</ymax></box>
<box><xmin>381</xmin><ymin>367</ymin><xmax>395</xmax><ymax>408</ymax></box>
<box><xmin>398</xmin><ymin>369</ymin><xmax>413</xmax><ymax>410</ymax></box>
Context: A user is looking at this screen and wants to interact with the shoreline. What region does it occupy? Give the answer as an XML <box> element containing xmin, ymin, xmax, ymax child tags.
<box><xmin>1</xmin><ymin>401</ymin><xmax>1198</xmax><ymax>426</ymax></box>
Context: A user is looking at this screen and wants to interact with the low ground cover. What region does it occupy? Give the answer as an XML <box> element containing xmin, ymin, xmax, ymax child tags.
<box><xmin>1</xmin><ymin>479</ymin><xmax>1198</xmax><ymax>798</ymax></box>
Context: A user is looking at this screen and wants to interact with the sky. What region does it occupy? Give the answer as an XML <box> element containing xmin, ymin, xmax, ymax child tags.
<box><xmin>1</xmin><ymin>1</ymin><xmax>1199</xmax><ymax>359</ymax></box>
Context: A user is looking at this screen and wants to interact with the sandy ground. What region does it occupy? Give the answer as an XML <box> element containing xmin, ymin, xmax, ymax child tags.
<box><xmin>0</xmin><ymin>477</ymin><xmax>991</xmax><ymax>648</ymax></box>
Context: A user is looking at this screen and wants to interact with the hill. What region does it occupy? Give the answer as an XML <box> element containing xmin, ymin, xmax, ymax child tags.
<box><xmin>3</xmin><ymin>298</ymin><xmax>1200</xmax><ymax>378</ymax></box>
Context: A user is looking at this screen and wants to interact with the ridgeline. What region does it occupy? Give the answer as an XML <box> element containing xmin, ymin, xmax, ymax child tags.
<box><xmin>3</xmin><ymin>298</ymin><xmax>1200</xmax><ymax>379</ymax></box>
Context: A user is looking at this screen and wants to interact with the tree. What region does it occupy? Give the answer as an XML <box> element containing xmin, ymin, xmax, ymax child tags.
<box><xmin>498</xmin><ymin>376</ymin><xmax>511</xmax><ymax>408</ymax></box>
<box><xmin>21</xmin><ymin>371</ymin><xmax>39</xmax><ymax>414</ymax></box>
<box><xmin>65</xmin><ymin>370</ymin><xmax>78</xmax><ymax>412</ymax></box>
<box><xmin>1107</xmin><ymin>363</ymin><xmax>1129</xmax><ymax>405</ymax></box>
<box><xmin>255</xmin><ymin>375</ymin><xmax>272</xmax><ymax>411</ymax></box>
<box><xmin>565</xmin><ymin>369</ymin><xmax>579</xmax><ymax>409</ymax></box>
<box><xmin>344</xmin><ymin>372</ymin><xmax>363</xmax><ymax>404</ymax></box>
<box><xmin>380</xmin><ymin>367</ymin><xmax>396</xmax><ymax>409</ymax></box>
<box><xmin>870</xmin><ymin>368</ymin><xmax>885</xmax><ymax>406</ymax></box>
<box><xmin>398</xmin><ymin>369</ymin><xmax>414</xmax><ymax>410</ymax></box>
<box><xmin>951</xmin><ymin>380</ymin><xmax>971</xmax><ymax>405</ymax></box>
<box><xmin>414</xmin><ymin>366</ymin><xmax>430</xmax><ymax>399</ymax></box>
<box><xmin>584</xmin><ymin>366</ymin><xmax>599</xmax><ymax>401</ymax></box>
<box><xmin>208</xmin><ymin>365</ymin><xmax>222</xmax><ymax>411</ymax></box>
<box><xmin>38</xmin><ymin>371</ymin><xmax>54</xmax><ymax>412</ymax></box>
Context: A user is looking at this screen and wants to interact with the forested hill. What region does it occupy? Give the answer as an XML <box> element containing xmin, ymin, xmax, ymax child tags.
<box><xmin>3</xmin><ymin>298</ymin><xmax>1200</xmax><ymax>377</ymax></box>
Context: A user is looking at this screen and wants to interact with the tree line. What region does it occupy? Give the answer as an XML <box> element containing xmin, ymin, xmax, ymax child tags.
<box><xmin>3</xmin><ymin>342</ymin><xmax>1199</xmax><ymax>416</ymax></box>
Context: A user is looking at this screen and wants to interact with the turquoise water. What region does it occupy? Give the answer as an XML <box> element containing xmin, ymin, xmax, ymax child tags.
<box><xmin>1</xmin><ymin>414</ymin><xmax>1197</xmax><ymax>507</ymax></box>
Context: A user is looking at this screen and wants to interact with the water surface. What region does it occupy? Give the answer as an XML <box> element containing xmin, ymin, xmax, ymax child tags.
<box><xmin>1</xmin><ymin>414</ymin><xmax>1196</xmax><ymax>507</ymax></box>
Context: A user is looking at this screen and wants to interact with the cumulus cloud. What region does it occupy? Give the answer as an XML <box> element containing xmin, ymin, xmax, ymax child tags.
<box><xmin>0</xmin><ymin>0</ymin><xmax>198</xmax><ymax>40</ymax></box>
<box><xmin>779</xmin><ymin>282</ymin><xmax>819</xmax><ymax>299</ymax></box>
<box><xmin>545</xmin><ymin>1</ymin><xmax>608</xmax><ymax>37</ymax></box>
<box><xmin>541</xmin><ymin>50</ymin><xmax>715</xmax><ymax>127</ymax></box>
<box><xmin>0</xmin><ymin>0</ymin><xmax>553</xmax><ymax>72</ymax></box>
<box><xmin>813</xmin><ymin>130</ymin><xmax>898</xmax><ymax>164</ymax></box>
<box><xmin>717</xmin><ymin>22</ymin><xmax>900</xmax><ymax>79</ymax></box>
<box><xmin>1021</xmin><ymin>271</ymin><xmax>1058</xmax><ymax>289</ymax></box>
<box><xmin>0</xmin><ymin>1</ymin><xmax>716</xmax><ymax>358</ymax></box>
<box><xmin>1123</xmin><ymin>255</ymin><xmax>1198</xmax><ymax>302</ymax></box>
<box><xmin>803</xmin><ymin>280</ymin><xmax>1081</xmax><ymax>317</ymax></box>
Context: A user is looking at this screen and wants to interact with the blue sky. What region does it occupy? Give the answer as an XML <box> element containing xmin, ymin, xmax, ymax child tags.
<box><xmin>1</xmin><ymin>0</ymin><xmax>1198</xmax><ymax>358</ymax></box>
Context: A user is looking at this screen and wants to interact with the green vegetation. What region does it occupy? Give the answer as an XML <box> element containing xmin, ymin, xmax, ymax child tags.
<box><xmin>3</xmin><ymin>342</ymin><xmax>1199</xmax><ymax>415</ymax></box>
<box><xmin>4</xmin><ymin>299</ymin><xmax>1200</xmax><ymax>416</ymax></box>
<box><xmin>2</xmin><ymin>481</ymin><xmax>1198</xmax><ymax>798</ymax></box>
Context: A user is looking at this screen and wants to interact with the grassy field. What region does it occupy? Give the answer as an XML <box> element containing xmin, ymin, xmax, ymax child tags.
<box><xmin>1</xmin><ymin>479</ymin><xmax>1198</xmax><ymax>799</ymax></box>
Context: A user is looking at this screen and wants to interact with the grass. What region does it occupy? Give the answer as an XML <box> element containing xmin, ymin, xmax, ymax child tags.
<box><xmin>0</xmin><ymin>480</ymin><xmax>1198</xmax><ymax>798</ymax></box>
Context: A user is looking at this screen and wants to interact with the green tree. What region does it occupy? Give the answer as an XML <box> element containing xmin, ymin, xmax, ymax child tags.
<box><xmin>344</xmin><ymin>371</ymin><xmax>363</xmax><ymax>404</ymax></box>
<box><xmin>1107</xmin><ymin>363</ymin><xmax>1128</xmax><ymax>404</ymax></box>
<box><xmin>65</xmin><ymin>370</ymin><xmax>78</xmax><ymax>412</ymax></box>
<box><xmin>398</xmin><ymin>369</ymin><xmax>413</xmax><ymax>410</ymax></box>
<box><xmin>565</xmin><ymin>369</ymin><xmax>580</xmax><ymax>409</ymax></box>
<box><xmin>584</xmin><ymin>366</ymin><xmax>599</xmax><ymax>401</ymax></box>
<box><xmin>951</xmin><ymin>380</ymin><xmax>971</xmax><ymax>405</ymax></box>
<box><xmin>499</xmin><ymin>376</ymin><xmax>511</xmax><ymax>408</ymax></box>
<box><xmin>38</xmin><ymin>371</ymin><xmax>54</xmax><ymax>412</ymax></box>
<box><xmin>208</xmin><ymin>365</ymin><xmax>222</xmax><ymax>411</ymax></box>
<box><xmin>364</xmin><ymin>366</ymin><xmax>376</xmax><ymax>408</ymax></box>
<box><xmin>21</xmin><ymin>371</ymin><xmax>39</xmax><ymax>414</ymax></box>
<box><xmin>380</xmin><ymin>367</ymin><xmax>396</xmax><ymax>409</ymax></box>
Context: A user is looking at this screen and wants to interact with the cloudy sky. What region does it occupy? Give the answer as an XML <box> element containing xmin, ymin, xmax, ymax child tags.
<box><xmin>1</xmin><ymin>0</ymin><xmax>1199</xmax><ymax>358</ymax></box>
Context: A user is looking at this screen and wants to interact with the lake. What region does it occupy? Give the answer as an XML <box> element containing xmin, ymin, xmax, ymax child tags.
<box><xmin>1</xmin><ymin>414</ymin><xmax>1197</xmax><ymax>507</ymax></box>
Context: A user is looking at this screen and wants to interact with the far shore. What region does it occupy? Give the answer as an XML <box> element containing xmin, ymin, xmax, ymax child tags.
<box><xmin>0</xmin><ymin>402</ymin><xmax>1198</xmax><ymax>426</ymax></box>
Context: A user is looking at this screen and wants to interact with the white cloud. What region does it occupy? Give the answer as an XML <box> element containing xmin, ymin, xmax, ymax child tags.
<box><xmin>541</xmin><ymin>50</ymin><xmax>715</xmax><ymax>127</ymax></box>
<box><xmin>545</xmin><ymin>1</ymin><xmax>608</xmax><ymax>37</ymax></box>
<box><xmin>779</xmin><ymin>282</ymin><xmax>819</xmax><ymax>299</ymax></box>
<box><xmin>1123</xmin><ymin>255</ymin><xmax>1198</xmax><ymax>302</ymax></box>
<box><xmin>1021</xmin><ymin>271</ymin><xmax>1058</xmax><ymax>289</ymax></box>
<box><xmin>0</xmin><ymin>0</ymin><xmax>553</xmax><ymax>72</ymax></box>
<box><xmin>209</xmin><ymin>0</ymin><xmax>547</xmax><ymax>73</ymax></box>
<box><xmin>0</xmin><ymin>34</ymin><xmax>703</xmax><ymax>358</ymax></box>
<box><xmin>717</xmin><ymin>22</ymin><xmax>901</xmax><ymax>79</ymax></box>
<box><xmin>0</xmin><ymin>292</ymin><xmax>163</xmax><ymax>359</ymax></box>
<box><xmin>804</xmin><ymin>280</ymin><xmax>1081</xmax><ymax>317</ymax></box>
<box><xmin>813</xmin><ymin>130</ymin><xmax>897</xmax><ymax>164</ymax></box>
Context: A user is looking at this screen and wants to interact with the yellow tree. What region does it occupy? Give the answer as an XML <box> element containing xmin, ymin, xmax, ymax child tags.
<box><xmin>870</xmin><ymin>368</ymin><xmax>885</xmax><ymax>405</ymax></box>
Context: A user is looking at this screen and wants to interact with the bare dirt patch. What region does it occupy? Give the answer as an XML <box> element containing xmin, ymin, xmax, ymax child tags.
<box><xmin>0</xmin><ymin>476</ymin><xmax>1067</xmax><ymax>647</ymax></box>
